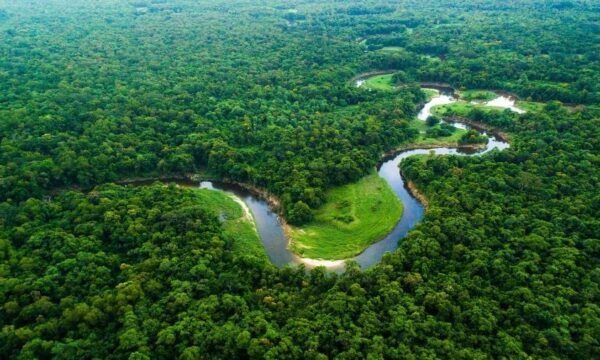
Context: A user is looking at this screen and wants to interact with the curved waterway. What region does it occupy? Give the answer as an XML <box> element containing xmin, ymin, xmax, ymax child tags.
<box><xmin>171</xmin><ymin>82</ymin><xmax>512</xmax><ymax>271</ymax></box>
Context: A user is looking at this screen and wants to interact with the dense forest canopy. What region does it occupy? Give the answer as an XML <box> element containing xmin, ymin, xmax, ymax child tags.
<box><xmin>1</xmin><ymin>0</ymin><xmax>598</xmax><ymax>358</ymax></box>
<box><xmin>1</xmin><ymin>0</ymin><xmax>598</xmax><ymax>219</ymax></box>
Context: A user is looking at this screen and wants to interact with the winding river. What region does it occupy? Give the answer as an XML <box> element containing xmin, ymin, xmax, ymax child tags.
<box><xmin>181</xmin><ymin>79</ymin><xmax>518</xmax><ymax>271</ymax></box>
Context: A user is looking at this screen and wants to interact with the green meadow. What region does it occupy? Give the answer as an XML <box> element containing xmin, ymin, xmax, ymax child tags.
<box><xmin>458</xmin><ymin>89</ymin><xmax>497</xmax><ymax>101</ymax></box>
<box><xmin>193</xmin><ymin>188</ymin><xmax>267</xmax><ymax>260</ymax></box>
<box><xmin>409</xmin><ymin>117</ymin><xmax>469</xmax><ymax>147</ymax></box>
<box><xmin>432</xmin><ymin>102</ymin><xmax>501</xmax><ymax>117</ymax></box>
<box><xmin>289</xmin><ymin>172</ymin><xmax>402</xmax><ymax>260</ymax></box>
<box><xmin>362</xmin><ymin>74</ymin><xmax>396</xmax><ymax>91</ymax></box>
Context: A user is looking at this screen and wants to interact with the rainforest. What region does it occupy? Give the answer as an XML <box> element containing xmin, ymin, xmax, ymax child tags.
<box><xmin>1</xmin><ymin>0</ymin><xmax>599</xmax><ymax>359</ymax></box>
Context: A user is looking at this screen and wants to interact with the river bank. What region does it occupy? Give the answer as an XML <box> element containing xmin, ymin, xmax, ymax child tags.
<box><xmin>406</xmin><ymin>180</ymin><xmax>429</xmax><ymax>210</ymax></box>
<box><xmin>128</xmin><ymin>96</ymin><xmax>509</xmax><ymax>271</ymax></box>
<box><xmin>46</xmin><ymin>79</ymin><xmax>513</xmax><ymax>271</ymax></box>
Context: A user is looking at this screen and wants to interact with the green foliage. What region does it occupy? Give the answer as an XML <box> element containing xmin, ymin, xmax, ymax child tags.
<box><xmin>426</xmin><ymin>115</ymin><xmax>441</xmax><ymax>126</ymax></box>
<box><xmin>391</xmin><ymin>70</ymin><xmax>413</xmax><ymax>85</ymax></box>
<box><xmin>459</xmin><ymin>129</ymin><xmax>489</xmax><ymax>145</ymax></box>
<box><xmin>433</xmin><ymin>102</ymin><xmax>501</xmax><ymax>117</ymax></box>
<box><xmin>426</xmin><ymin>123</ymin><xmax>457</xmax><ymax>138</ymax></box>
<box><xmin>0</xmin><ymin>0</ymin><xmax>421</xmax><ymax>221</ymax></box>
<box><xmin>434</xmin><ymin>103</ymin><xmax>520</xmax><ymax>129</ymax></box>
<box><xmin>399</xmin><ymin>104</ymin><xmax>599</xmax><ymax>359</ymax></box>
<box><xmin>423</xmin><ymin>88</ymin><xmax>440</xmax><ymax>100</ymax></box>
<box><xmin>0</xmin><ymin>184</ymin><xmax>273</xmax><ymax>359</ymax></box>
<box><xmin>409</xmin><ymin>117</ymin><xmax>468</xmax><ymax>146</ymax></box>
<box><xmin>361</xmin><ymin>74</ymin><xmax>396</xmax><ymax>91</ymax></box>
<box><xmin>459</xmin><ymin>89</ymin><xmax>498</xmax><ymax>101</ymax></box>
<box><xmin>193</xmin><ymin>188</ymin><xmax>266</xmax><ymax>260</ymax></box>
<box><xmin>288</xmin><ymin>172</ymin><xmax>402</xmax><ymax>259</ymax></box>
<box><xmin>0</xmin><ymin>0</ymin><xmax>598</xmax><ymax>359</ymax></box>
<box><xmin>287</xmin><ymin>201</ymin><xmax>313</xmax><ymax>225</ymax></box>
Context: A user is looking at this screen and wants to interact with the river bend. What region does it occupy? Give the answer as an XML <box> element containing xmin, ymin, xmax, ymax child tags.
<box><xmin>186</xmin><ymin>81</ymin><xmax>515</xmax><ymax>271</ymax></box>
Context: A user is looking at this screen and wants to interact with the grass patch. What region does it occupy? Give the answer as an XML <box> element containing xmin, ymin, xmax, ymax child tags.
<box><xmin>458</xmin><ymin>89</ymin><xmax>497</xmax><ymax>101</ymax></box>
<box><xmin>423</xmin><ymin>88</ymin><xmax>439</xmax><ymax>100</ymax></box>
<box><xmin>409</xmin><ymin>118</ymin><xmax>468</xmax><ymax>146</ymax></box>
<box><xmin>288</xmin><ymin>172</ymin><xmax>402</xmax><ymax>260</ymax></box>
<box><xmin>432</xmin><ymin>102</ymin><xmax>503</xmax><ymax>117</ymax></box>
<box><xmin>193</xmin><ymin>188</ymin><xmax>267</xmax><ymax>261</ymax></box>
<box><xmin>378</xmin><ymin>46</ymin><xmax>403</xmax><ymax>52</ymax></box>
<box><xmin>517</xmin><ymin>101</ymin><xmax>545</xmax><ymax>112</ymax></box>
<box><xmin>362</xmin><ymin>74</ymin><xmax>396</xmax><ymax>91</ymax></box>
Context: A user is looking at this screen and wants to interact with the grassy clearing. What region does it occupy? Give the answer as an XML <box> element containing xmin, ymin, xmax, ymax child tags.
<box><xmin>362</xmin><ymin>74</ymin><xmax>396</xmax><ymax>91</ymax></box>
<box><xmin>193</xmin><ymin>188</ymin><xmax>267</xmax><ymax>261</ymax></box>
<box><xmin>423</xmin><ymin>88</ymin><xmax>439</xmax><ymax>100</ymax></box>
<box><xmin>458</xmin><ymin>89</ymin><xmax>497</xmax><ymax>101</ymax></box>
<box><xmin>409</xmin><ymin>118</ymin><xmax>468</xmax><ymax>146</ymax></box>
<box><xmin>432</xmin><ymin>102</ymin><xmax>502</xmax><ymax>117</ymax></box>
<box><xmin>288</xmin><ymin>172</ymin><xmax>402</xmax><ymax>260</ymax></box>
<box><xmin>518</xmin><ymin>101</ymin><xmax>545</xmax><ymax>112</ymax></box>
<box><xmin>378</xmin><ymin>46</ymin><xmax>403</xmax><ymax>52</ymax></box>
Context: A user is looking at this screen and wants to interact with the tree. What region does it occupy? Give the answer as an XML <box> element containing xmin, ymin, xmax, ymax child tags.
<box><xmin>426</xmin><ymin>115</ymin><xmax>441</xmax><ymax>126</ymax></box>
<box><xmin>287</xmin><ymin>201</ymin><xmax>313</xmax><ymax>225</ymax></box>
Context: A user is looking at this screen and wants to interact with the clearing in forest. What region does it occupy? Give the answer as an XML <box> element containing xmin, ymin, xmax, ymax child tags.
<box><xmin>288</xmin><ymin>172</ymin><xmax>402</xmax><ymax>260</ymax></box>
